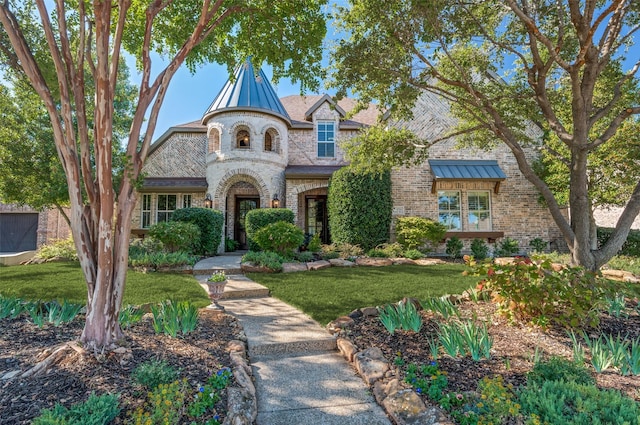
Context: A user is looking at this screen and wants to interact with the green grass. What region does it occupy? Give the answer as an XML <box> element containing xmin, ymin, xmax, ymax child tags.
<box><xmin>0</xmin><ymin>262</ymin><xmax>210</xmax><ymax>307</ymax></box>
<box><xmin>248</xmin><ymin>264</ymin><xmax>478</xmax><ymax>325</ymax></box>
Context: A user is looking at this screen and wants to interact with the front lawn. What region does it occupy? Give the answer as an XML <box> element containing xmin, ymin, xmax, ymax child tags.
<box><xmin>0</xmin><ymin>262</ymin><xmax>210</xmax><ymax>307</ymax></box>
<box><xmin>248</xmin><ymin>264</ymin><xmax>478</xmax><ymax>324</ymax></box>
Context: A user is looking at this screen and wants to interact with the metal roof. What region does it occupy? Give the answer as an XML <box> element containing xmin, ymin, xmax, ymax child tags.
<box><xmin>202</xmin><ymin>59</ymin><xmax>291</xmax><ymax>124</ymax></box>
<box><xmin>428</xmin><ymin>160</ymin><xmax>506</xmax><ymax>180</ymax></box>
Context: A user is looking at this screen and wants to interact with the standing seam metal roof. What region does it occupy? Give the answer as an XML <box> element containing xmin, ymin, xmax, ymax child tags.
<box><xmin>202</xmin><ymin>60</ymin><xmax>291</xmax><ymax>124</ymax></box>
<box><xmin>428</xmin><ymin>160</ymin><xmax>506</xmax><ymax>180</ymax></box>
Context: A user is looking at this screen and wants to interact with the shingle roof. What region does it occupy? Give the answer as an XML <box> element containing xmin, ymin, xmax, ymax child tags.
<box><xmin>284</xmin><ymin>165</ymin><xmax>345</xmax><ymax>179</ymax></box>
<box><xmin>202</xmin><ymin>60</ymin><xmax>290</xmax><ymax>124</ymax></box>
<box><xmin>279</xmin><ymin>95</ymin><xmax>379</xmax><ymax>128</ymax></box>
<box><xmin>140</xmin><ymin>177</ymin><xmax>207</xmax><ymax>192</ymax></box>
<box><xmin>428</xmin><ymin>160</ymin><xmax>506</xmax><ymax>180</ymax></box>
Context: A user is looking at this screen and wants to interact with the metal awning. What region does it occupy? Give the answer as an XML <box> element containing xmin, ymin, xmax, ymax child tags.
<box><xmin>428</xmin><ymin>159</ymin><xmax>506</xmax><ymax>193</ymax></box>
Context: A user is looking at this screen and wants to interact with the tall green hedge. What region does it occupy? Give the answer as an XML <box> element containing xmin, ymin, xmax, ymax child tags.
<box><xmin>597</xmin><ymin>227</ymin><xmax>640</xmax><ymax>257</ymax></box>
<box><xmin>327</xmin><ymin>169</ymin><xmax>392</xmax><ymax>251</ymax></box>
<box><xmin>171</xmin><ymin>208</ymin><xmax>223</xmax><ymax>255</ymax></box>
<box><xmin>245</xmin><ymin>208</ymin><xmax>295</xmax><ymax>251</ymax></box>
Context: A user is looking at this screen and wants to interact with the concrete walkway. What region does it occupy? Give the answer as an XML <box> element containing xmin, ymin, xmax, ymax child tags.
<box><xmin>194</xmin><ymin>254</ymin><xmax>391</xmax><ymax>425</ymax></box>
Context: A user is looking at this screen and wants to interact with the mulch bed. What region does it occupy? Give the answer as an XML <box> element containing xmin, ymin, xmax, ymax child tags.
<box><xmin>0</xmin><ymin>312</ymin><xmax>242</xmax><ymax>424</ymax></box>
<box><xmin>344</xmin><ymin>299</ymin><xmax>640</xmax><ymax>403</ymax></box>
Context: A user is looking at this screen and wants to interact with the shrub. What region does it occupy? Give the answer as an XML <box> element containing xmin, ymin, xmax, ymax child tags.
<box><xmin>445</xmin><ymin>237</ymin><xmax>463</xmax><ymax>259</ymax></box>
<box><xmin>128</xmin><ymin>251</ymin><xmax>199</xmax><ymax>269</ymax></box>
<box><xmin>295</xmin><ymin>251</ymin><xmax>314</xmax><ymax>262</ymax></box>
<box><xmin>34</xmin><ymin>237</ymin><xmax>78</xmax><ymax>261</ymax></box>
<box><xmin>245</xmin><ymin>208</ymin><xmax>295</xmax><ymax>251</ymax></box>
<box><xmin>367</xmin><ymin>248</ymin><xmax>388</xmax><ymax>258</ymax></box>
<box><xmin>526</xmin><ymin>357</ymin><xmax>595</xmax><ymax>386</ymax></box>
<box><xmin>148</xmin><ymin>221</ymin><xmax>200</xmax><ymax>253</ymax></box>
<box><xmin>335</xmin><ymin>242</ymin><xmax>364</xmax><ymax>259</ymax></box>
<box><xmin>470</xmin><ymin>238</ymin><xmax>489</xmax><ymax>260</ymax></box>
<box><xmin>242</xmin><ymin>251</ymin><xmax>285</xmax><ymax>272</ymax></box>
<box><xmin>33</xmin><ymin>392</ymin><xmax>120</xmax><ymax>425</ymax></box>
<box><xmin>328</xmin><ymin>168</ymin><xmax>392</xmax><ymax>250</ymax></box>
<box><xmin>306</xmin><ymin>233</ymin><xmax>322</xmax><ymax>253</ymax></box>
<box><xmin>254</xmin><ymin>221</ymin><xmax>305</xmax><ymax>257</ymax></box>
<box><xmin>518</xmin><ymin>380</ymin><xmax>640</xmax><ymax>425</ymax></box>
<box><xmin>171</xmin><ymin>207</ymin><xmax>224</xmax><ymax>255</ymax></box>
<box><xmin>129</xmin><ymin>237</ymin><xmax>164</xmax><ymax>257</ymax></box>
<box><xmin>378</xmin><ymin>242</ymin><xmax>404</xmax><ymax>258</ymax></box>
<box><xmin>598</xmin><ymin>227</ymin><xmax>640</xmax><ymax>257</ymax></box>
<box><xmin>132</xmin><ymin>359</ymin><xmax>180</xmax><ymax>390</ymax></box>
<box><xmin>224</xmin><ymin>238</ymin><xmax>239</xmax><ymax>252</ymax></box>
<box><xmin>495</xmin><ymin>237</ymin><xmax>520</xmax><ymax>257</ymax></box>
<box><xmin>529</xmin><ymin>237</ymin><xmax>547</xmax><ymax>253</ymax></box>
<box><xmin>403</xmin><ymin>248</ymin><xmax>424</xmax><ymax>260</ymax></box>
<box><xmin>395</xmin><ymin>216</ymin><xmax>446</xmax><ymax>251</ymax></box>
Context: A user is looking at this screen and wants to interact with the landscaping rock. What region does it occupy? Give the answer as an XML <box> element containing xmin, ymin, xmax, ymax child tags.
<box><xmin>240</xmin><ymin>262</ymin><xmax>273</xmax><ymax>273</ymax></box>
<box><xmin>329</xmin><ymin>258</ymin><xmax>356</xmax><ymax>267</ymax></box>
<box><xmin>227</xmin><ymin>340</ymin><xmax>245</xmax><ymax>353</ymax></box>
<box><xmin>327</xmin><ymin>316</ymin><xmax>355</xmax><ymax>333</ymax></box>
<box><xmin>307</xmin><ymin>260</ymin><xmax>331</xmax><ymax>270</ymax></box>
<box><xmin>224</xmin><ymin>387</ymin><xmax>256</xmax><ymax>425</ymax></box>
<box><xmin>337</xmin><ymin>337</ymin><xmax>358</xmax><ymax>362</ymax></box>
<box><xmin>1</xmin><ymin>370</ymin><xmax>20</xmax><ymax>380</ymax></box>
<box><xmin>494</xmin><ymin>257</ymin><xmax>517</xmax><ymax>266</ymax></box>
<box><xmin>413</xmin><ymin>258</ymin><xmax>446</xmax><ymax>266</ymax></box>
<box><xmin>348</xmin><ymin>309</ymin><xmax>364</xmax><ymax>319</ymax></box>
<box><xmin>382</xmin><ymin>388</ymin><xmax>453</xmax><ymax>425</ymax></box>
<box><xmin>282</xmin><ymin>262</ymin><xmax>308</xmax><ymax>273</ymax></box>
<box><xmin>392</xmin><ymin>258</ymin><xmax>417</xmax><ymax>265</ymax></box>
<box><xmin>602</xmin><ymin>269</ymin><xmax>639</xmax><ymax>283</ymax></box>
<box><xmin>361</xmin><ymin>306</ymin><xmax>379</xmax><ymax>317</ymax></box>
<box><xmin>551</xmin><ymin>262</ymin><xmax>566</xmax><ymax>272</ymax></box>
<box><xmin>354</xmin><ymin>347</ymin><xmax>389</xmax><ymax>385</ymax></box>
<box><xmin>356</xmin><ymin>257</ymin><xmax>393</xmax><ymax>267</ymax></box>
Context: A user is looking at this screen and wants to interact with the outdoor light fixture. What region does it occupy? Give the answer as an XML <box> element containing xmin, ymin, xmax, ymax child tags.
<box><xmin>271</xmin><ymin>194</ymin><xmax>280</xmax><ymax>208</ymax></box>
<box><xmin>204</xmin><ymin>193</ymin><xmax>213</xmax><ymax>209</ymax></box>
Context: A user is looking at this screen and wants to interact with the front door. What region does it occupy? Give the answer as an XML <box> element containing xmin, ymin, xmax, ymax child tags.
<box><xmin>235</xmin><ymin>197</ymin><xmax>259</xmax><ymax>249</ymax></box>
<box><xmin>306</xmin><ymin>195</ymin><xmax>329</xmax><ymax>244</ymax></box>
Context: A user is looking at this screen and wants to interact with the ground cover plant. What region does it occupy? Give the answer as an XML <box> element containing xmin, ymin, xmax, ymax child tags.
<box><xmin>248</xmin><ymin>264</ymin><xmax>477</xmax><ymax>324</ymax></box>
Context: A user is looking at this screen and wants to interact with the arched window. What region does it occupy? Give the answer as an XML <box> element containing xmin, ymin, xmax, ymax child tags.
<box><xmin>208</xmin><ymin>128</ymin><xmax>220</xmax><ymax>153</ymax></box>
<box><xmin>236</xmin><ymin>129</ymin><xmax>250</xmax><ymax>148</ymax></box>
<box><xmin>264</xmin><ymin>131</ymin><xmax>273</xmax><ymax>151</ymax></box>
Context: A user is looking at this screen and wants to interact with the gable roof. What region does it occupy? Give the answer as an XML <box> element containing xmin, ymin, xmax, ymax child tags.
<box><xmin>202</xmin><ymin>59</ymin><xmax>291</xmax><ymax>124</ymax></box>
<box><xmin>279</xmin><ymin>95</ymin><xmax>379</xmax><ymax>129</ymax></box>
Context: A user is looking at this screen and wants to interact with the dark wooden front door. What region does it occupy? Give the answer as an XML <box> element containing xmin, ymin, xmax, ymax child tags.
<box><xmin>235</xmin><ymin>197</ymin><xmax>259</xmax><ymax>249</ymax></box>
<box><xmin>306</xmin><ymin>195</ymin><xmax>329</xmax><ymax>244</ymax></box>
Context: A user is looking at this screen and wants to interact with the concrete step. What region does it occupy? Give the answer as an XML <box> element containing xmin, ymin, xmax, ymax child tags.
<box><xmin>195</xmin><ymin>267</ymin><xmax>244</xmax><ymax>276</ymax></box>
<box><xmin>195</xmin><ymin>274</ymin><xmax>270</xmax><ymax>299</ymax></box>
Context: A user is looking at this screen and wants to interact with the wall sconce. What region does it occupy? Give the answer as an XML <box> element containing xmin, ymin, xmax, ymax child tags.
<box><xmin>204</xmin><ymin>193</ymin><xmax>212</xmax><ymax>209</ymax></box>
<box><xmin>271</xmin><ymin>194</ymin><xmax>280</xmax><ymax>208</ymax></box>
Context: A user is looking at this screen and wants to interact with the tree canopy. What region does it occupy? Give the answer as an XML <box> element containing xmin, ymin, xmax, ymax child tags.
<box><xmin>330</xmin><ymin>0</ymin><xmax>640</xmax><ymax>269</ymax></box>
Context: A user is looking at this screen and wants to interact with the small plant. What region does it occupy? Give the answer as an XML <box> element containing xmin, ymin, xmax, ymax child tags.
<box><xmin>367</xmin><ymin>248</ymin><xmax>389</xmax><ymax>258</ymax></box>
<box><xmin>128</xmin><ymin>251</ymin><xmax>199</xmax><ymax>269</ymax></box>
<box><xmin>581</xmin><ymin>331</ymin><xmax>614</xmax><ymax>373</ymax></box>
<box><xmin>150</xmin><ymin>300</ymin><xmax>199</xmax><ymax>337</ymax></box>
<box><xmin>130</xmin><ymin>379</ymin><xmax>187</xmax><ymax>424</ymax></box>
<box><xmin>458</xmin><ymin>320</ymin><xmax>493</xmax><ymax>360</ymax></box>
<box><xmin>34</xmin><ymin>237</ymin><xmax>78</xmax><ymax>262</ymax></box>
<box><xmin>377</xmin><ymin>242</ymin><xmax>404</xmax><ymax>257</ymax></box>
<box><xmin>0</xmin><ymin>295</ymin><xmax>25</xmax><ymax>320</ymax></box>
<box><xmin>207</xmin><ymin>271</ymin><xmax>226</xmax><ymax>282</ymax></box>
<box><xmin>33</xmin><ymin>392</ymin><xmax>120</xmax><ymax>425</ymax></box>
<box><xmin>25</xmin><ymin>301</ymin><xmax>45</xmax><ymax>327</ymax></box>
<box><xmin>119</xmin><ymin>305</ymin><xmax>144</xmax><ymax>329</ymax></box>
<box><xmin>378</xmin><ymin>300</ymin><xmax>423</xmax><ymax>334</ymax></box>
<box><xmin>470</xmin><ymin>238</ymin><xmax>490</xmax><ymax>260</ymax></box>
<box><xmin>494</xmin><ymin>237</ymin><xmax>519</xmax><ymax>257</ymax></box>
<box><xmin>294</xmin><ymin>251</ymin><xmax>314</xmax><ymax>262</ymax></box>
<box><xmin>445</xmin><ymin>237</ymin><xmax>463</xmax><ymax>259</ymax></box>
<box><xmin>628</xmin><ymin>338</ymin><xmax>640</xmax><ymax>375</ymax></box>
<box><xmin>568</xmin><ymin>330</ymin><xmax>586</xmax><ymax>364</ymax></box>
<box><xmin>132</xmin><ymin>359</ymin><xmax>180</xmax><ymax>390</ymax></box>
<box><xmin>46</xmin><ymin>300</ymin><xmax>83</xmax><ymax>326</ymax></box>
<box><xmin>529</xmin><ymin>237</ymin><xmax>547</xmax><ymax>253</ymax></box>
<box><xmin>187</xmin><ymin>367</ymin><xmax>232</xmax><ymax>420</ymax></box>
<box><xmin>306</xmin><ymin>233</ymin><xmax>322</xmax><ymax>252</ymax></box>
<box><xmin>403</xmin><ymin>248</ymin><xmax>424</xmax><ymax>260</ymax></box>
<box><xmin>438</xmin><ymin>322</ymin><xmax>463</xmax><ymax>358</ymax></box>
<box><xmin>526</xmin><ymin>357</ymin><xmax>594</xmax><ymax>386</ymax></box>
<box><xmin>334</xmin><ymin>242</ymin><xmax>364</xmax><ymax>259</ymax></box>
<box><xmin>241</xmin><ymin>250</ymin><xmax>285</xmax><ymax>272</ymax></box>
<box><xmin>404</xmin><ymin>361</ymin><xmax>448</xmax><ymax>402</ymax></box>
<box><xmin>605</xmin><ymin>293</ymin><xmax>628</xmax><ymax>318</ymax></box>
<box><xmin>254</xmin><ymin>221</ymin><xmax>305</xmax><ymax>257</ymax></box>
<box><xmin>224</xmin><ymin>237</ymin><xmax>239</xmax><ymax>252</ymax></box>
<box><xmin>474</xmin><ymin>376</ymin><xmax>521</xmax><ymax>423</ymax></box>
<box><xmin>421</xmin><ymin>296</ymin><xmax>459</xmax><ymax>319</ymax></box>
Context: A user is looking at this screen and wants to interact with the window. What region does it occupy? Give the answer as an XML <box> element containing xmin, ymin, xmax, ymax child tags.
<box><xmin>141</xmin><ymin>194</ymin><xmax>151</xmax><ymax>228</ymax></box>
<box><xmin>438</xmin><ymin>191</ymin><xmax>461</xmax><ymax>230</ymax></box>
<box><xmin>183</xmin><ymin>194</ymin><xmax>192</xmax><ymax>209</ymax></box>
<box><xmin>157</xmin><ymin>194</ymin><xmax>177</xmax><ymax>223</ymax></box>
<box><xmin>236</xmin><ymin>129</ymin><xmax>250</xmax><ymax>148</ymax></box>
<box><xmin>264</xmin><ymin>131</ymin><xmax>273</xmax><ymax>151</ymax></box>
<box><xmin>467</xmin><ymin>191</ymin><xmax>491</xmax><ymax>231</ymax></box>
<box><xmin>208</xmin><ymin>129</ymin><xmax>220</xmax><ymax>153</ymax></box>
<box><xmin>317</xmin><ymin>121</ymin><xmax>335</xmax><ymax>157</ymax></box>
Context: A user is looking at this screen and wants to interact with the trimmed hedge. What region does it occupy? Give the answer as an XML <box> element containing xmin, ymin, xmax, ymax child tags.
<box><xmin>245</xmin><ymin>208</ymin><xmax>295</xmax><ymax>251</ymax></box>
<box><xmin>327</xmin><ymin>169</ymin><xmax>392</xmax><ymax>251</ymax></box>
<box><xmin>148</xmin><ymin>221</ymin><xmax>200</xmax><ymax>253</ymax></box>
<box><xmin>254</xmin><ymin>221</ymin><xmax>305</xmax><ymax>257</ymax></box>
<box><xmin>171</xmin><ymin>208</ymin><xmax>223</xmax><ymax>255</ymax></box>
<box><xmin>597</xmin><ymin>227</ymin><xmax>640</xmax><ymax>257</ymax></box>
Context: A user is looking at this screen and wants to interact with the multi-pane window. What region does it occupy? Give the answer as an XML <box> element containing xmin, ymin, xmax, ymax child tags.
<box><xmin>236</xmin><ymin>129</ymin><xmax>250</xmax><ymax>148</ymax></box>
<box><xmin>183</xmin><ymin>194</ymin><xmax>192</xmax><ymax>209</ymax></box>
<box><xmin>467</xmin><ymin>191</ymin><xmax>491</xmax><ymax>231</ymax></box>
<box><xmin>317</xmin><ymin>121</ymin><xmax>335</xmax><ymax>157</ymax></box>
<box><xmin>157</xmin><ymin>194</ymin><xmax>177</xmax><ymax>223</ymax></box>
<box><xmin>438</xmin><ymin>191</ymin><xmax>462</xmax><ymax>230</ymax></box>
<box><xmin>141</xmin><ymin>194</ymin><xmax>152</xmax><ymax>228</ymax></box>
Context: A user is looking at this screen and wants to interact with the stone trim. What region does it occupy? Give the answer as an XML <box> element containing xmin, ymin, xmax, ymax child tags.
<box><xmin>213</xmin><ymin>168</ymin><xmax>272</xmax><ymax>211</ymax></box>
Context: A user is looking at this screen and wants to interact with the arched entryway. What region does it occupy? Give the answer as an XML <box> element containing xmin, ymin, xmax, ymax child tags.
<box><xmin>226</xmin><ymin>181</ymin><xmax>260</xmax><ymax>249</ymax></box>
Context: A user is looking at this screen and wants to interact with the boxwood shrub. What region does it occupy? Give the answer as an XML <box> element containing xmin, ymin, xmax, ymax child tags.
<box><xmin>245</xmin><ymin>208</ymin><xmax>295</xmax><ymax>251</ymax></box>
<box><xmin>327</xmin><ymin>169</ymin><xmax>392</xmax><ymax>251</ymax></box>
<box><xmin>171</xmin><ymin>208</ymin><xmax>223</xmax><ymax>255</ymax></box>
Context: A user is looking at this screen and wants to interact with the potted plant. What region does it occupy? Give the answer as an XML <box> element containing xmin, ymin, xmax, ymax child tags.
<box><xmin>206</xmin><ymin>271</ymin><xmax>227</xmax><ymax>310</ymax></box>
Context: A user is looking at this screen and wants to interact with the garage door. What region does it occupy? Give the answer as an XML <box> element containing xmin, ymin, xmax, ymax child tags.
<box><xmin>0</xmin><ymin>213</ymin><xmax>39</xmax><ymax>252</ymax></box>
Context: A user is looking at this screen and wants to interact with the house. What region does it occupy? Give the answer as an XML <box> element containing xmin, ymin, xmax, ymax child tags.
<box><xmin>133</xmin><ymin>60</ymin><xmax>563</xmax><ymax>253</ymax></box>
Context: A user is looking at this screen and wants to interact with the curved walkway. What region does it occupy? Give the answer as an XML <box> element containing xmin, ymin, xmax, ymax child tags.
<box><xmin>194</xmin><ymin>254</ymin><xmax>390</xmax><ymax>424</ymax></box>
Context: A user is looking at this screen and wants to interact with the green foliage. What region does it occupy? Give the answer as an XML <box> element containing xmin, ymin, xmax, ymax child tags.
<box><xmin>130</xmin><ymin>379</ymin><xmax>187</xmax><ymax>425</ymax></box>
<box><xmin>128</xmin><ymin>251</ymin><xmax>199</xmax><ymax>269</ymax></box>
<box><xmin>171</xmin><ymin>208</ymin><xmax>224</xmax><ymax>256</ymax></box>
<box><xmin>437</xmin><ymin>320</ymin><xmax>492</xmax><ymax>360</ymax></box>
<box><xmin>245</xmin><ymin>208</ymin><xmax>295</xmax><ymax>251</ymax></box>
<box><xmin>0</xmin><ymin>295</ymin><xmax>25</xmax><ymax>320</ymax></box>
<box><xmin>396</xmin><ymin>217</ymin><xmax>446</xmax><ymax>251</ymax></box>
<box><xmin>518</xmin><ymin>380</ymin><xmax>640</xmax><ymax>425</ymax></box>
<box><xmin>445</xmin><ymin>237</ymin><xmax>463</xmax><ymax>259</ymax></box>
<box><xmin>598</xmin><ymin>227</ymin><xmax>640</xmax><ymax>257</ymax></box>
<box><xmin>207</xmin><ymin>271</ymin><xmax>226</xmax><ymax>283</ymax></box>
<box><xmin>254</xmin><ymin>221</ymin><xmax>305</xmax><ymax>257</ymax></box>
<box><xmin>306</xmin><ymin>233</ymin><xmax>322</xmax><ymax>253</ymax></box>
<box><xmin>403</xmin><ymin>249</ymin><xmax>424</xmax><ymax>260</ymax></box>
<box><xmin>473</xmin><ymin>376</ymin><xmax>521</xmax><ymax>424</ymax></box>
<box><xmin>224</xmin><ymin>238</ymin><xmax>239</xmax><ymax>252</ymax></box>
<box><xmin>24</xmin><ymin>300</ymin><xmax>83</xmax><ymax>328</ymax></box>
<box><xmin>325</xmin><ymin>242</ymin><xmax>364</xmax><ymax>259</ymax></box>
<box><xmin>404</xmin><ymin>362</ymin><xmax>448</xmax><ymax>402</ymax></box>
<box><xmin>187</xmin><ymin>368</ymin><xmax>232</xmax><ymax>420</ymax></box>
<box><xmin>34</xmin><ymin>237</ymin><xmax>78</xmax><ymax>262</ymax></box>
<box><xmin>377</xmin><ymin>242</ymin><xmax>404</xmax><ymax>258</ymax></box>
<box><xmin>294</xmin><ymin>251</ymin><xmax>314</xmax><ymax>263</ymax></box>
<box><xmin>129</xmin><ymin>238</ymin><xmax>164</xmax><ymax>257</ymax></box>
<box><xmin>527</xmin><ymin>357</ymin><xmax>594</xmax><ymax>386</ymax></box>
<box><xmin>150</xmin><ymin>300</ymin><xmax>199</xmax><ymax>337</ymax></box>
<box><xmin>468</xmin><ymin>257</ymin><xmax>627</xmax><ymax>328</ymax></box>
<box><xmin>421</xmin><ymin>297</ymin><xmax>459</xmax><ymax>320</ymax></box>
<box><xmin>132</xmin><ymin>359</ymin><xmax>180</xmax><ymax>390</ymax></box>
<box><xmin>470</xmin><ymin>238</ymin><xmax>489</xmax><ymax>260</ymax></box>
<box><xmin>528</xmin><ymin>238</ymin><xmax>547</xmax><ymax>253</ymax></box>
<box><xmin>494</xmin><ymin>237</ymin><xmax>520</xmax><ymax>257</ymax></box>
<box><xmin>606</xmin><ymin>256</ymin><xmax>640</xmax><ymax>276</ymax></box>
<box><xmin>241</xmin><ymin>251</ymin><xmax>285</xmax><ymax>272</ymax></box>
<box><xmin>33</xmin><ymin>392</ymin><xmax>120</xmax><ymax>425</ymax></box>
<box><xmin>367</xmin><ymin>248</ymin><xmax>389</xmax><ymax>258</ymax></box>
<box><xmin>118</xmin><ymin>305</ymin><xmax>144</xmax><ymax>329</ymax></box>
<box><xmin>327</xmin><ymin>168</ymin><xmax>392</xmax><ymax>251</ymax></box>
<box><xmin>148</xmin><ymin>221</ymin><xmax>200</xmax><ymax>253</ymax></box>
<box><xmin>378</xmin><ymin>300</ymin><xmax>423</xmax><ymax>334</ymax></box>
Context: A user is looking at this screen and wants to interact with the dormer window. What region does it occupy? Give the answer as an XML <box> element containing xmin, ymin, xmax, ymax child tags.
<box><xmin>236</xmin><ymin>129</ymin><xmax>250</xmax><ymax>149</ymax></box>
<box><xmin>317</xmin><ymin>121</ymin><xmax>335</xmax><ymax>157</ymax></box>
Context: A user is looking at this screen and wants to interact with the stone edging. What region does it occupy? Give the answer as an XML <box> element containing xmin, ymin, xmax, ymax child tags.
<box><xmin>224</xmin><ymin>339</ymin><xmax>257</xmax><ymax>425</ymax></box>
